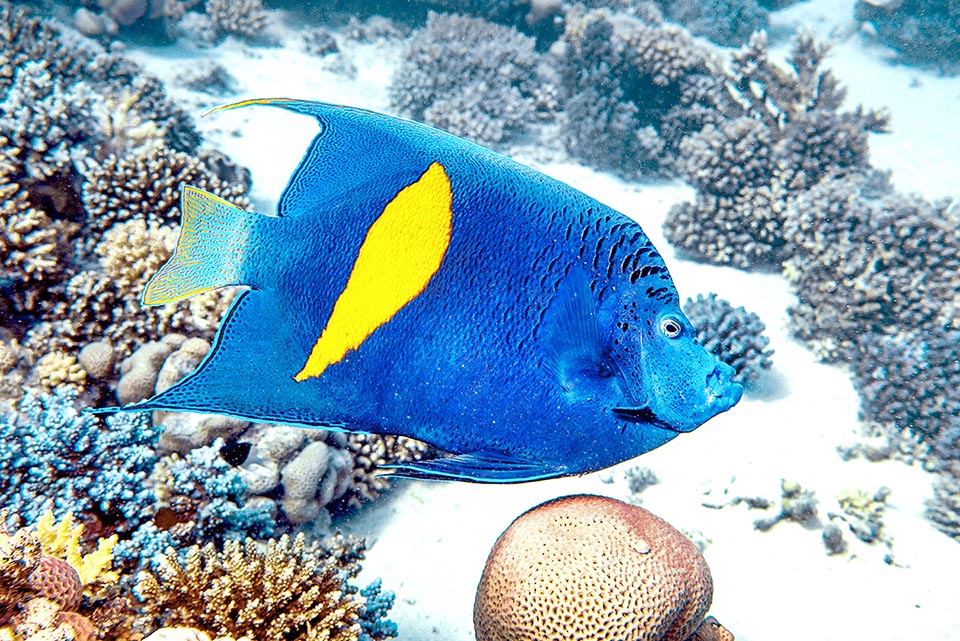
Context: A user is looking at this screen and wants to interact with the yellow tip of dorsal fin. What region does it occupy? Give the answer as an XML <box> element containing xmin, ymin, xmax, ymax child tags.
<box><xmin>203</xmin><ymin>98</ymin><xmax>299</xmax><ymax>118</ymax></box>
<box><xmin>141</xmin><ymin>185</ymin><xmax>254</xmax><ymax>306</ymax></box>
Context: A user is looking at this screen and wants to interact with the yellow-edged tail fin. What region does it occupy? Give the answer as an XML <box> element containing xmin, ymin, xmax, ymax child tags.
<box><xmin>142</xmin><ymin>185</ymin><xmax>255</xmax><ymax>306</ymax></box>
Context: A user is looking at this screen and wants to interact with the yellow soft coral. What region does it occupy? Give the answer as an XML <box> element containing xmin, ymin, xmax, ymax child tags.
<box><xmin>33</xmin><ymin>510</ymin><xmax>119</xmax><ymax>588</ymax></box>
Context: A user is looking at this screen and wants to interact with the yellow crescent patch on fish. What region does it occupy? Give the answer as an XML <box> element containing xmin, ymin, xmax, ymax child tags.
<box><xmin>294</xmin><ymin>161</ymin><xmax>454</xmax><ymax>382</ymax></box>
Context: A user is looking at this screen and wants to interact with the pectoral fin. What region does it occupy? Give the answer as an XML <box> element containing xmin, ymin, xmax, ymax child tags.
<box><xmin>538</xmin><ymin>267</ymin><xmax>604</xmax><ymax>390</ymax></box>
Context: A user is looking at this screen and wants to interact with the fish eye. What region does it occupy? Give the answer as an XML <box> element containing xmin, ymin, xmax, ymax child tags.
<box><xmin>659</xmin><ymin>316</ymin><xmax>683</xmax><ymax>338</ymax></box>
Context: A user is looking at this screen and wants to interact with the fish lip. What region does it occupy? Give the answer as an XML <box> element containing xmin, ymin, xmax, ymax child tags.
<box><xmin>706</xmin><ymin>363</ymin><xmax>743</xmax><ymax>405</ymax></box>
<box><xmin>611</xmin><ymin>406</ymin><xmax>682</xmax><ymax>432</ymax></box>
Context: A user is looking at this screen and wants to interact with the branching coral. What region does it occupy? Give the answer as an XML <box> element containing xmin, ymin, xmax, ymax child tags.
<box><xmin>850</xmin><ymin>328</ymin><xmax>960</xmax><ymax>448</ymax></box>
<box><xmin>340</xmin><ymin>433</ymin><xmax>433</xmax><ymax>511</ymax></box>
<box><xmin>657</xmin><ymin>0</ymin><xmax>768</xmax><ymax>46</ymax></box>
<box><xmin>17</xmin><ymin>146</ymin><xmax>246</xmax><ymax>357</ymax></box>
<box><xmin>135</xmin><ymin>534</ymin><xmax>364</xmax><ymax>641</ymax></box>
<box><xmin>663</xmin><ymin>32</ymin><xmax>889</xmax><ymax>269</ymax></box>
<box><xmin>855</xmin><ymin>0</ymin><xmax>960</xmax><ymax>67</ymax></box>
<box><xmin>555</xmin><ymin>5</ymin><xmax>724</xmax><ymax>175</ymax></box>
<box><xmin>205</xmin><ymin>0</ymin><xmax>269</xmax><ymax>38</ymax></box>
<box><xmin>683</xmin><ymin>293</ymin><xmax>773</xmax><ymax>386</ymax></box>
<box><xmin>783</xmin><ymin>172</ymin><xmax>959</xmax><ymax>360</ymax></box>
<box><xmin>927</xmin><ymin>463</ymin><xmax>960</xmax><ymax>542</ymax></box>
<box><xmin>1</xmin><ymin>1</ymin><xmax>224</xmax><ymax>394</ymax></box>
<box><xmin>148</xmin><ymin>440</ymin><xmax>277</xmax><ymax>548</ymax></box>
<box><xmin>389</xmin><ymin>11</ymin><xmax>550</xmax><ymax>146</ymax></box>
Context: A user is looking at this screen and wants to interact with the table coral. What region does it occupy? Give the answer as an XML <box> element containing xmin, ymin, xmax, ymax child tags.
<box><xmin>389</xmin><ymin>11</ymin><xmax>549</xmax><ymax>146</ymax></box>
<box><xmin>474</xmin><ymin>494</ymin><xmax>730</xmax><ymax>641</ymax></box>
<box><xmin>135</xmin><ymin>534</ymin><xmax>364</xmax><ymax>641</ymax></box>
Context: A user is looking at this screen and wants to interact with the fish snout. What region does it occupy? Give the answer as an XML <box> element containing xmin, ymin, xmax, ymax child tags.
<box><xmin>706</xmin><ymin>361</ymin><xmax>743</xmax><ymax>408</ymax></box>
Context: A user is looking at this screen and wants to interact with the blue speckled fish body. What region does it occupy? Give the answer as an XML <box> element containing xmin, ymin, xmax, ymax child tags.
<box><xmin>113</xmin><ymin>99</ymin><xmax>742</xmax><ymax>482</ymax></box>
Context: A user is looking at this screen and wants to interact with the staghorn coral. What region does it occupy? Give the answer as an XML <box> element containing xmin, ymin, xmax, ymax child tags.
<box><xmin>683</xmin><ymin>293</ymin><xmax>773</xmax><ymax>386</ymax></box>
<box><xmin>135</xmin><ymin>534</ymin><xmax>364</xmax><ymax>641</ymax></box>
<box><xmin>389</xmin><ymin>12</ymin><xmax>550</xmax><ymax>146</ymax></box>
<box><xmin>474</xmin><ymin>494</ymin><xmax>731</xmax><ymax>641</ymax></box>
<box><xmin>663</xmin><ymin>32</ymin><xmax>889</xmax><ymax>269</ymax></box>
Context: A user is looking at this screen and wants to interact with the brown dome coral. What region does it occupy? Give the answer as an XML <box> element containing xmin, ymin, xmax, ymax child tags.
<box><xmin>474</xmin><ymin>494</ymin><xmax>732</xmax><ymax>641</ymax></box>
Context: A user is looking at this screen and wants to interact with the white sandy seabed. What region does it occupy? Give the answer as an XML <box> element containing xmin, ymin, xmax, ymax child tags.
<box><xmin>125</xmin><ymin>0</ymin><xmax>960</xmax><ymax>639</ymax></box>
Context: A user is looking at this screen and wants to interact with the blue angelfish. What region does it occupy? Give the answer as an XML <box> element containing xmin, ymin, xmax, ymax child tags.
<box><xmin>106</xmin><ymin>99</ymin><xmax>742</xmax><ymax>482</ymax></box>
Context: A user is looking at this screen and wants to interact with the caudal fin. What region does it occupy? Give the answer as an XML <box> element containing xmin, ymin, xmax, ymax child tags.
<box><xmin>142</xmin><ymin>185</ymin><xmax>256</xmax><ymax>305</ymax></box>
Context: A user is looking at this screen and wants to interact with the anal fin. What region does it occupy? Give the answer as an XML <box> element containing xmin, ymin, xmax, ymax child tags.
<box><xmin>380</xmin><ymin>450</ymin><xmax>567</xmax><ymax>483</ymax></box>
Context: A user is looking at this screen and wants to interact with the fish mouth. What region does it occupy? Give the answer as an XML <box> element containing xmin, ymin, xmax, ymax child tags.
<box><xmin>611</xmin><ymin>406</ymin><xmax>680</xmax><ymax>432</ymax></box>
<box><xmin>706</xmin><ymin>362</ymin><xmax>743</xmax><ymax>406</ymax></box>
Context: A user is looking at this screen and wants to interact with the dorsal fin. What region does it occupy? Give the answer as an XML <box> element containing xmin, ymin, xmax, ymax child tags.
<box><xmin>205</xmin><ymin>99</ymin><xmax>458</xmax><ymax>218</ymax></box>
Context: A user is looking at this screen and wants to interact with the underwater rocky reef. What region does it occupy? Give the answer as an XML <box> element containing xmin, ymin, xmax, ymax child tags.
<box><xmin>1</xmin><ymin>0</ymin><xmax>959</xmax><ymax>639</ymax></box>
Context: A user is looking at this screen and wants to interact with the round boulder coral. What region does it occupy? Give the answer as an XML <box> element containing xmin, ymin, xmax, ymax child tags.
<box><xmin>474</xmin><ymin>494</ymin><xmax>725</xmax><ymax>641</ymax></box>
<box><xmin>27</xmin><ymin>555</ymin><xmax>82</xmax><ymax>611</ymax></box>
